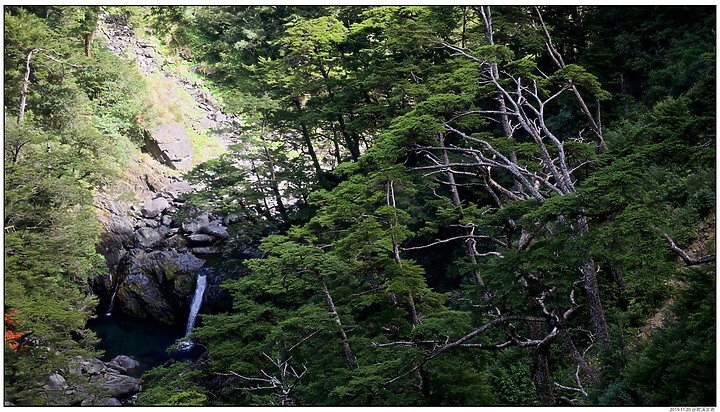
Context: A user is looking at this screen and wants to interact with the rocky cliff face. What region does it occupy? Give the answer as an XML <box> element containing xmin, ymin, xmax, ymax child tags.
<box><xmin>93</xmin><ymin>157</ymin><xmax>240</xmax><ymax>324</ymax></box>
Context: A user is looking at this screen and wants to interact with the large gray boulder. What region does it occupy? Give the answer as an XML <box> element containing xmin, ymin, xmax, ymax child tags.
<box><xmin>94</xmin><ymin>398</ymin><xmax>122</xmax><ymax>406</ymax></box>
<box><xmin>45</xmin><ymin>374</ymin><xmax>68</xmax><ymax>391</ymax></box>
<box><xmin>134</xmin><ymin>227</ymin><xmax>163</xmax><ymax>249</ymax></box>
<box><xmin>145</xmin><ymin>123</ymin><xmax>193</xmax><ymax>171</ymax></box>
<box><xmin>107</xmin><ymin>355</ymin><xmax>141</xmax><ymax>375</ymax></box>
<box><xmin>200</xmin><ymin>224</ymin><xmax>229</xmax><ymax>239</ymax></box>
<box><xmin>93</xmin><ymin>373</ymin><xmax>142</xmax><ymax>398</ymax></box>
<box><xmin>181</xmin><ymin>212</ymin><xmax>210</xmax><ymax>233</ymax></box>
<box><xmin>141</xmin><ymin>197</ymin><xmax>169</xmax><ymax>218</ymax></box>
<box><xmin>118</xmin><ymin>271</ymin><xmax>175</xmax><ymax>325</ymax></box>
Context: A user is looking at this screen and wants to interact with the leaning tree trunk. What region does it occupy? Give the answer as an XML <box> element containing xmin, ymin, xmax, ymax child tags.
<box><xmin>439</xmin><ymin>133</ymin><xmax>484</xmax><ymax>286</ymax></box>
<box><xmin>319</xmin><ymin>278</ymin><xmax>358</xmax><ymax>370</ymax></box>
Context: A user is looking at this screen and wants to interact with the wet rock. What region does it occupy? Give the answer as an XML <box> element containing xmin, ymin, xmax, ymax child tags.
<box><xmin>114</xmin><ymin>250</ymin><xmax>205</xmax><ymax>324</ymax></box>
<box><xmin>117</xmin><ymin>271</ymin><xmax>175</xmax><ymax>325</ymax></box>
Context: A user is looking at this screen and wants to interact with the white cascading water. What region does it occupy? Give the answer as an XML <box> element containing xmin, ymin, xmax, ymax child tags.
<box><xmin>105</xmin><ymin>276</ymin><xmax>120</xmax><ymax>316</ymax></box>
<box><xmin>184</xmin><ymin>272</ymin><xmax>207</xmax><ymax>337</ymax></box>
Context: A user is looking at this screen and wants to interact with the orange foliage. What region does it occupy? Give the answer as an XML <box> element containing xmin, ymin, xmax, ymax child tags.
<box><xmin>5</xmin><ymin>309</ymin><xmax>24</xmax><ymax>350</ymax></box>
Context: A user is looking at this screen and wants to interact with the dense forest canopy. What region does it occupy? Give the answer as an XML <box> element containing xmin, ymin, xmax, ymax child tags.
<box><xmin>3</xmin><ymin>5</ymin><xmax>716</xmax><ymax>406</ymax></box>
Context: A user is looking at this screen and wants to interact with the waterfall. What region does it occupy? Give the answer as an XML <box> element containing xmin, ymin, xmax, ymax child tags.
<box><xmin>184</xmin><ymin>271</ymin><xmax>207</xmax><ymax>337</ymax></box>
<box><xmin>105</xmin><ymin>275</ymin><xmax>120</xmax><ymax>316</ymax></box>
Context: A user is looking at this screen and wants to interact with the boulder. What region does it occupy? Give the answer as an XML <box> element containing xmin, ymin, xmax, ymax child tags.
<box><xmin>107</xmin><ymin>355</ymin><xmax>141</xmax><ymax>375</ymax></box>
<box><xmin>161</xmin><ymin>215</ymin><xmax>173</xmax><ymax>226</ymax></box>
<box><xmin>80</xmin><ymin>358</ymin><xmax>106</xmax><ymax>375</ymax></box>
<box><xmin>164</xmin><ymin>181</ymin><xmax>194</xmax><ymax>199</ymax></box>
<box><xmin>164</xmin><ymin>234</ymin><xmax>187</xmax><ymax>249</ymax></box>
<box><xmin>134</xmin><ymin>227</ymin><xmax>163</xmax><ymax>249</ymax></box>
<box><xmin>45</xmin><ymin>374</ymin><xmax>68</xmax><ymax>391</ymax></box>
<box><xmin>191</xmin><ymin>246</ymin><xmax>220</xmax><ymax>255</ymax></box>
<box><xmin>101</xmin><ymin>373</ymin><xmax>142</xmax><ymax>398</ymax></box>
<box><xmin>181</xmin><ymin>212</ymin><xmax>210</xmax><ymax>233</ymax></box>
<box><xmin>117</xmin><ymin>271</ymin><xmax>175</xmax><ymax>325</ymax></box>
<box><xmin>188</xmin><ymin>234</ymin><xmax>215</xmax><ymax>245</ymax></box>
<box><xmin>94</xmin><ymin>398</ymin><xmax>122</xmax><ymax>406</ymax></box>
<box><xmin>141</xmin><ymin>197</ymin><xmax>169</xmax><ymax>218</ymax></box>
<box><xmin>223</xmin><ymin>214</ymin><xmax>239</xmax><ymax>225</ymax></box>
<box><xmin>200</xmin><ymin>224</ymin><xmax>229</xmax><ymax>240</ymax></box>
<box><xmin>197</xmin><ymin>117</ymin><xmax>216</xmax><ymax>131</ymax></box>
<box><xmin>144</xmin><ymin>123</ymin><xmax>194</xmax><ymax>171</ymax></box>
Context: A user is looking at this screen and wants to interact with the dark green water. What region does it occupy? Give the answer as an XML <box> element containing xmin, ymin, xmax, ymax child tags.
<box><xmin>88</xmin><ymin>315</ymin><xmax>184</xmax><ymax>374</ymax></box>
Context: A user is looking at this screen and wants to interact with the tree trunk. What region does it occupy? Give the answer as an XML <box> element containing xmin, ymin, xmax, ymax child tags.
<box><xmin>18</xmin><ymin>49</ymin><xmax>38</xmax><ymax>125</ymax></box>
<box><xmin>84</xmin><ymin>30</ymin><xmax>95</xmax><ymax>58</ymax></box>
<box><xmin>440</xmin><ymin>133</ymin><xmax>484</xmax><ymax>286</ymax></box>
<box><xmin>320</xmin><ymin>279</ymin><xmax>358</xmax><ymax>370</ymax></box>
<box><xmin>559</xmin><ymin>327</ymin><xmax>598</xmax><ymax>385</ymax></box>
<box><xmin>292</xmin><ymin>98</ymin><xmax>323</xmax><ymax>178</ymax></box>
<box><xmin>530</xmin><ymin>323</ymin><xmax>555</xmax><ymax>406</ymax></box>
<box><xmin>580</xmin><ymin>258</ymin><xmax>610</xmax><ymax>351</ymax></box>
<box><xmin>331</xmin><ymin>122</ymin><xmax>342</xmax><ymax>165</ymax></box>
<box><xmin>336</xmin><ymin>113</ymin><xmax>360</xmax><ymax>161</ymax></box>
<box><xmin>388</xmin><ymin>180</ymin><xmax>422</xmax><ymax>326</ymax></box>
<box><xmin>261</xmin><ymin>121</ymin><xmax>290</xmax><ymax>222</ymax></box>
<box><xmin>576</xmin><ymin>216</ymin><xmax>610</xmax><ymax>351</ymax></box>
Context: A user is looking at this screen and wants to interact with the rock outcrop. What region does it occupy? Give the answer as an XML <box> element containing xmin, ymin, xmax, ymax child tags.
<box><xmin>144</xmin><ymin>123</ymin><xmax>194</xmax><ymax>171</ymax></box>
<box><xmin>41</xmin><ymin>356</ymin><xmax>142</xmax><ymax>406</ymax></box>
<box><xmin>114</xmin><ymin>249</ymin><xmax>204</xmax><ymax>325</ymax></box>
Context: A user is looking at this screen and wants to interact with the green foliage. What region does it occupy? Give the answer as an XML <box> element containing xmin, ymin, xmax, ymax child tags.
<box><xmin>6</xmin><ymin>4</ymin><xmax>714</xmax><ymax>407</ymax></box>
<box><xmin>136</xmin><ymin>362</ymin><xmax>208</xmax><ymax>406</ymax></box>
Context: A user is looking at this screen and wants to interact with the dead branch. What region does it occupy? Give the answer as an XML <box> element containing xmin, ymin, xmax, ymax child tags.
<box><xmin>660</xmin><ymin>232</ymin><xmax>716</xmax><ymax>266</ymax></box>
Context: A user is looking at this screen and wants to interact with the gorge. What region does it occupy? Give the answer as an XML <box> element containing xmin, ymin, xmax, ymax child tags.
<box><xmin>4</xmin><ymin>5</ymin><xmax>715</xmax><ymax>407</ymax></box>
<box><xmin>87</xmin><ymin>11</ymin><xmax>253</xmax><ymax>377</ymax></box>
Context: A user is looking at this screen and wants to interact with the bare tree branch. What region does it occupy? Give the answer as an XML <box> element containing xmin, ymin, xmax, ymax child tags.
<box><xmin>661</xmin><ymin>232</ymin><xmax>716</xmax><ymax>266</ymax></box>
